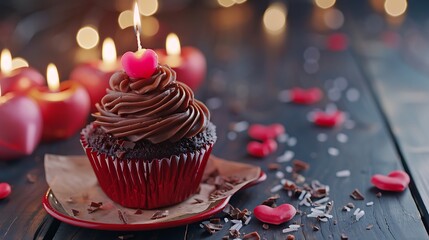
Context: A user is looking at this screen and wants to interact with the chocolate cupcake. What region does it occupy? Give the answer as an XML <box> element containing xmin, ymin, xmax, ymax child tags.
<box><xmin>80</xmin><ymin>64</ymin><xmax>216</xmax><ymax>209</ymax></box>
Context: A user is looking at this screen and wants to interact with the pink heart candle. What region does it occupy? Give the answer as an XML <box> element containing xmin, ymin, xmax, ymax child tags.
<box><xmin>121</xmin><ymin>49</ymin><xmax>158</xmax><ymax>79</ymax></box>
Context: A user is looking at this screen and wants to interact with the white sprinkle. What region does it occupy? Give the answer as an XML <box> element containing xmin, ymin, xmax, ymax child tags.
<box><xmin>344</xmin><ymin>120</ymin><xmax>355</xmax><ymax>129</ymax></box>
<box><xmin>277</xmin><ymin>150</ymin><xmax>294</xmax><ymax>163</ymax></box>
<box><xmin>289</xmin><ymin>224</ymin><xmax>301</xmax><ymax>229</ymax></box>
<box><xmin>278</xmin><ymin>90</ymin><xmax>291</xmax><ymax>103</ymax></box>
<box><xmin>298</xmin><ymin>190</ymin><xmax>307</xmax><ymax>200</ymax></box>
<box><xmin>366</xmin><ymin>201</ymin><xmax>374</xmax><ymax>206</ymax></box>
<box><xmin>343</xmin><ymin>206</ymin><xmax>350</xmax><ymax>212</ymax></box>
<box><xmin>205</xmin><ymin>97</ymin><xmax>222</xmax><ymax>109</ymax></box>
<box><xmin>235</xmin><ymin>222</ymin><xmax>243</xmax><ymax>231</ymax></box>
<box><xmin>328</xmin><ymin>147</ymin><xmax>339</xmax><ymax>156</ymax></box>
<box><xmin>288</xmin><ymin>137</ymin><xmax>297</xmax><ymax>147</ymax></box>
<box><xmin>336</xmin><ymin>133</ymin><xmax>348</xmax><ymax>143</ymax></box>
<box><xmin>231</xmin><ymin>219</ymin><xmax>241</xmax><ymax>224</ymax></box>
<box><xmin>346</xmin><ymin>88</ymin><xmax>360</xmax><ymax>102</ymax></box>
<box><xmin>334</xmin><ymin>77</ymin><xmax>348</xmax><ymax>91</ymax></box>
<box><xmin>288</xmin><ymin>190</ymin><xmax>292</xmax><ymax>197</ymax></box>
<box><xmin>314</xmin><ymin>205</ymin><xmax>326</xmax><ymax>210</ymax></box>
<box><xmin>319</xmin><ymin>217</ymin><xmax>328</xmax><ymax>222</ymax></box>
<box><xmin>313</xmin><ymin>197</ymin><xmax>330</xmax><ymax>205</ymax></box>
<box><xmin>276</xmin><ymin>171</ymin><xmax>285</xmax><ymax>179</ymax></box>
<box><xmin>227</xmin><ymin>131</ymin><xmax>237</xmax><ymax>140</ymax></box>
<box><xmin>231</xmin><ymin>121</ymin><xmax>249</xmax><ymax>132</ymax></box>
<box><xmin>244</xmin><ymin>216</ymin><xmax>251</xmax><ymax>225</ymax></box>
<box><xmin>199</xmin><ymin>224</ymin><xmax>204</xmax><ymax>228</ymax></box>
<box><xmin>282</xmin><ymin>227</ymin><xmax>299</xmax><ymax>233</ymax></box>
<box><xmin>311</xmin><ymin>208</ymin><xmax>325</xmax><ymax>214</ymax></box>
<box><xmin>303</xmin><ymin>46</ymin><xmax>320</xmax><ymax>61</ymax></box>
<box><xmin>286</xmin><ymin>166</ymin><xmax>293</xmax><ymax>173</ymax></box>
<box><xmin>356</xmin><ymin>210</ymin><xmax>365</xmax><ymax>221</ymax></box>
<box><xmin>307</xmin><ymin>213</ymin><xmax>320</xmax><ymax>218</ymax></box>
<box><xmin>224</xmin><ymin>218</ymin><xmax>229</xmax><ymax>223</ymax></box>
<box><xmin>317</xmin><ymin>133</ymin><xmax>328</xmax><ymax>142</ymax></box>
<box><xmin>324</xmin><ymin>214</ymin><xmax>333</xmax><ymax>219</ymax></box>
<box><xmin>336</xmin><ymin>170</ymin><xmax>351</xmax><ymax>177</ymax></box>
<box><xmin>270</xmin><ymin>184</ymin><xmax>283</xmax><ymax>193</ymax></box>
<box><xmin>229</xmin><ymin>222</ymin><xmax>242</xmax><ymax>231</ymax></box>
<box><xmin>353</xmin><ymin>208</ymin><xmax>361</xmax><ymax>216</ymax></box>
<box><xmin>277</xmin><ymin>133</ymin><xmax>288</xmax><ymax>143</ymax></box>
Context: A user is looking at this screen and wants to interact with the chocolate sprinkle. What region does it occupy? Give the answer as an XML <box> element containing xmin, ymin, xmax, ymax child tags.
<box><xmin>203</xmin><ymin>223</ymin><xmax>223</xmax><ymax>234</ymax></box>
<box><xmin>376</xmin><ymin>192</ymin><xmax>382</xmax><ymax>198</ymax></box>
<box><xmin>346</xmin><ymin>202</ymin><xmax>355</xmax><ymax>208</ymax></box>
<box><xmin>229</xmin><ymin>229</ymin><xmax>240</xmax><ymax>238</ymax></box>
<box><xmin>118</xmin><ymin>210</ymin><xmax>128</xmax><ymax>224</ymax></box>
<box><xmin>210</xmin><ymin>218</ymin><xmax>221</xmax><ymax>224</ymax></box>
<box><xmin>292</xmin><ymin>159</ymin><xmax>310</xmax><ymax>172</ymax></box>
<box><xmin>286</xmin><ymin>234</ymin><xmax>295</xmax><ymax>240</ymax></box>
<box><xmin>350</xmin><ymin>189</ymin><xmax>365</xmax><ymax>200</ymax></box>
<box><xmin>71</xmin><ymin>209</ymin><xmax>79</xmax><ymax>216</ymax></box>
<box><xmin>261</xmin><ymin>194</ymin><xmax>280</xmax><ymax>207</ymax></box>
<box><xmin>87</xmin><ymin>202</ymin><xmax>103</xmax><ymax>214</ymax></box>
<box><xmin>366</xmin><ymin>224</ymin><xmax>374</xmax><ymax>230</ymax></box>
<box><xmin>313</xmin><ymin>225</ymin><xmax>320</xmax><ymax>231</ymax></box>
<box><xmin>26</xmin><ymin>173</ymin><xmax>37</xmax><ymax>183</ymax></box>
<box><xmin>341</xmin><ymin>233</ymin><xmax>348</xmax><ymax>240</ymax></box>
<box><xmin>134</xmin><ymin>209</ymin><xmax>143</xmax><ymax>215</ymax></box>
<box><xmin>222</xmin><ymin>236</ymin><xmax>229</xmax><ymax>240</ymax></box>
<box><xmin>268</xmin><ymin>163</ymin><xmax>281</xmax><ymax>171</ymax></box>
<box><xmin>193</xmin><ymin>198</ymin><xmax>204</xmax><ymax>204</ymax></box>
<box><xmin>262</xmin><ymin>224</ymin><xmax>269</xmax><ymax>230</ymax></box>
<box><xmin>151</xmin><ymin>210</ymin><xmax>169</xmax><ymax>220</ymax></box>
<box><xmin>243</xmin><ymin>231</ymin><xmax>261</xmax><ymax>240</ymax></box>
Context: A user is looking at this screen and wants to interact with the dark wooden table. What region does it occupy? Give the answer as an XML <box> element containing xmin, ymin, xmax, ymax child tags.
<box><xmin>1</xmin><ymin>1</ymin><xmax>429</xmax><ymax>239</ymax></box>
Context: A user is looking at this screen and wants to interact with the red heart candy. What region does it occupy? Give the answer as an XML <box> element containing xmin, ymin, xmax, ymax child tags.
<box><xmin>248</xmin><ymin>124</ymin><xmax>285</xmax><ymax>141</ymax></box>
<box><xmin>0</xmin><ymin>182</ymin><xmax>11</xmax><ymax>199</ymax></box>
<box><xmin>264</xmin><ymin>139</ymin><xmax>278</xmax><ymax>152</ymax></box>
<box><xmin>371</xmin><ymin>170</ymin><xmax>410</xmax><ymax>192</ymax></box>
<box><xmin>327</xmin><ymin>33</ymin><xmax>348</xmax><ymax>52</ymax></box>
<box><xmin>0</xmin><ymin>95</ymin><xmax>42</xmax><ymax>160</ymax></box>
<box><xmin>254</xmin><ymin>204</ymin><xmax>296</xmax><ymax>225</ymax></box>
<box><xmin>247</xmin><ymin>141</ymin><xmax>270</xmax><ymax>158</ymax></box>
<box><xmin>313</xmin><ymin>110</ymin><xmax>344</xmax><ymax>127</ymax></box>
<box><xmin>291</xmin><ymin>87</ymin><xmax>323</xmax><ymax>105</ymax></box>
<box><xmin>121</xmin><ymin>49</ymin><xmax>158</xmax><ymax>79</ymax></box>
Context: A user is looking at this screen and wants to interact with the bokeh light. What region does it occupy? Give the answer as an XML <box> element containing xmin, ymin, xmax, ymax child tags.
<box><xmin>76</xmin><ymin>26</ymin><xmax>99</xmax><ymax>49</ymax></box>
<box><xmin>384</xmin><ymin>0</ymin><xmax>407</xmax><ymax>17</ymax></box>
<box><xmin>323</xmin><ymin>8</ymin><xmax>344</xmax><ymax>30</ymax></box>
<box><xmin>315</xmin><ymin>0</ymin><xmax>336</xmax><ymax>9</ymax></box>
<box><xmin>11</xmin><ymin>58</ymin><xmax>29</xmax><ymax>70</ymax></box>
<box><xmin>218</xmin><ymin>0</ymin><xmax>235</xmax><ymax>8</ymax></box>
<box><xmin>263</xmin><ymin>2</ymin><xmax>287</xmax><ymax>34</ymax></box>
<box><xmin>141</xmin><ymin>16</ymin><xmax>160</xmax><ymax>37</ymax></box>
<box><xmin>118</xmin><ymin>10</ymin><xmax>133</xmax><ymax>29</ymax></box>
<box><xmin>138</xmin><ymin>0</ymin><xmax>158</xmax><ymax>16</ymax></box>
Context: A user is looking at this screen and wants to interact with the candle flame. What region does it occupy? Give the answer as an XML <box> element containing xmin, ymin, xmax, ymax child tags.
<box><xmin>102</xmin><ymin>38</ymin><xmax>117</xmax><ymax>65</ymax></box>
<box><xmin>47</xmin><ymin>63</ymin><xmax>60</xmax><ymax>92</ymax></box>
<box><xmin>133</xmin><ymin>2</ymin><xmax>143</xmax><ymax>51</ymax></box>
<box><xmin>1</xmin><ymin>49</ymin><xmax>12</xmax><ymax>75</ymax></box>
<box><xmin>166</xmin><ymin>33</ymin><xmax>181</xmax><ymax>56</ymax></box>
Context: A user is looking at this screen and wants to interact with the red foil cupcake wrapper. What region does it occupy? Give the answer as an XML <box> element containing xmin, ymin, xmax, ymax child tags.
<box><xmin>80</xmin><ymin>124</ymin><xmax>213</xmax><ymax>209</ymax></box>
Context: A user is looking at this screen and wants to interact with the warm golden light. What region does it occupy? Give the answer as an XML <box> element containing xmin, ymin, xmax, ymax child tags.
<box><xmin>141</xmin><ymin>16</ymin><xmax>159</xmax><ymax>37</ymax></box>
<box><xmin>11</xmin><ymin>57</ymin><xmax>29</xmax><ymax>70</ymax></box>
<box><xmin>218</xmin><ymin>0</ymin><xmax>235</xmax><ymax>7</ymax></box>
<box><xmin>384</xmin><ymin>0</ymin><xmax>407</xmax><ymax>17</ymax></box>
<box><xmin>102</xmin><ymin>38</ymin><xmax>117</xmax><ymax>65</ymax></box>
<box><xmin>234</xmin><ymin>0</ymin><xmax>247</xmax><ymax>4</ymax></box>
<box><xmin>138</xmin><ymin>0</ymin><xmax>158</xmax><ymax>16</ymax></box>
<box><xmin>315</xmin><ymin>0</ymin><xmax>336</xmax><ymax>9</ymax></box>
<box><xmin>118</xmin><ymin>10</ymin><xmax>133</xmax><ymax>29</ymax></box>
<box><xmin>134</xmin><ymin>2</ymin><xmax>143</xmax><ymax>51</ymax></box>
<box><xmin>166</xmin><ymin>33</ymin><xmax>181</xmax><ymax>56</ymax></box>
<box><xmin>263</xmin><ymin>3</ymin><xmax>287</xmax><ymax>34</ymax></box>
<box><xmin>76</xmin><ymin>26</ymin><xmax>99</xmax><ymax>49</ymax></box>
<box><xmin>47</xmin><ymin>63</ymin><xmax>60</xmax><ymax>92</ymax></box>
<box><xmin>1</xmin><ymin>49</ymin><xmax>12</xmax><ymax>75</ymax></box>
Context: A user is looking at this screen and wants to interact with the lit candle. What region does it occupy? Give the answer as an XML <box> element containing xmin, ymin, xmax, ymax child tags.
<box><xmin>70</xmin><ymin>38</ymin><xmax>120</xmax><ymax>112</ymax></box>
<box><xmin>0</xmin><ymin>49</ymin><xmax>44</xmax><ymax>95</ymax></box>
<box><xmin>0</xmin><ymin>85</ymin><xmax>42</xmax><ymax>160</ymax></box>
<box><xmin>29</xmin><ymin>64</ymin><xmax>90</xmax><ymax>141</ymax></box>
<box><xmin>156</xmin><ymin>33</ymin><xmax>206</xmax><ymax>90</ymax></box>
<box><xmin>120</xmin><ymin>2</ymin><xmax>158</xmax><ymax>79</ymax></box>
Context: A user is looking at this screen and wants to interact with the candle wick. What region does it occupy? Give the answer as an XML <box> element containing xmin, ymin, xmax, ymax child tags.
<box><xmin>135</xmin><ymin>25</ymin><xmax>143</xmax><ymax>51</ymax></box>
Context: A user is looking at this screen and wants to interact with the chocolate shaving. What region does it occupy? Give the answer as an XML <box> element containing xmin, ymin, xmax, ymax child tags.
<box><xmin>26</xmin><ymin>173</ymin><xmax>37</xmax><ymax>183</ymax></box>
<box><xmin>71</xmin><ymin>209</ymin><xmax>79</xmax><ymax>216</ymax></box>
<box><xmin>341</xmin><ymin>233</ymin><xmax>348</xmax><ymax>240</ymax></box>
<box><xmin>350</xmin><ymin>189</ymin><xmax>365</xmax><ymax>200</ymax></box>
<box><xmin>286</xmin><ymin>234</ymin><xmax>295</xmax><ymax>240</ymax></box>
<box><xmin>222</xmin><ymin>236</ymin><xmax>229</xmax><ymax>240</ymax></box>
<box><xmin>268</xmin><ymin>163</ymin><xmax>280</xmax><ymax>171</ymax></box>
<box><xmin>193</xmin><ymin>198</ymin><xmax>204</xmax><ymax>204</ymax></box>
<box><xmin>151</xmin><ymin>210</ymin><xmax>169</xmax><ymax>220</ymax></box>
<box><xmin>261</xmin><ymin>194</ymin><xmax>280</xmax><ymax>207</ymax></box>
<box><xmin>376</xmin><ymin>192</ymin><xmax>382</xmax><ymax>198</ymax></box>
<box><xmin>284</xmin><ymin>181</ymin><xmax>297</xmax><ymax>191</ymax></box>
<box><xmin>292</xmin><ymin>160</ymin><xmax>309</xmax><ymax>172</ymax></box>
<box><xmin>210</xmin><ymin>218</ymin><xmax>221</xmax><ymax>224</ymax></box>
<box><xmin>313</xmin><ymin>225</ymin><xmax>320</xmax><ymax>231</ymax></box>
<box><xmin>262</xmin><ymin>224</ymin><xmax>269</xmax><ymax>230</ymax></box>
<box><xmin>229</xmin><ymin>229</ymin><xmax>240</xmax><ymax>238</ymax></box>
<box><xmin>134</xmin><ymin>209</ymin><xmax>143</xmax><ymax>215</ymax></box>
<box><xmin>292</xmin><ymin>173</ymin><xmax>305</xmax><ymax>184</ymax></box>
<box><xmin>87</xmin><ymin>202</ymin><xmax>103</xmax><ymax>214</ymax></box>
<box><xmin>117</xmin><ymin>234</ymin><xmax>134</xmax><ymax>240</ymax></box>
<box><xmin>118</xmin><ymin>210</ymin><xmax>128</xmax><ymax>224</ymax></box>
<box><xmin>366</xmin><ymin>224</ymin><xmax>374</xmax><ymax>230</ymax></box>
<box><xmin>346</xmin><ymin>202</ymin><xmax>355</xmax><ymax>208</ymax></box>
<box><xmin>243</xmin><ymin>231</ymin><xmax>261</xmax><ymax>240</ymax></box>
<box><xmin>203</xmin><ymin>223</ymin><xmax>223</xmax><ymax>234</ymax></box>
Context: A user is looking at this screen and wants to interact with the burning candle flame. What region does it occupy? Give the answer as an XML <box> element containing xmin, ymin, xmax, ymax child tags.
<box><xmin>133</xmin><ymin>2</ymin><xmax>143</xmax><ymax>51</ymax></box>
<box><xmin>1</xmin><ymin>49</ymin><xmax>12</xmax><ymax>75</ymax></box>
<box><xmin>47</xmin><ymin>63</ymin><xmax>60</xmax><ymax>92</ymax></box>
<box><xmin>102</xmin><ymin>38</ymin><xmax>117</xmax><ymax>65</ymax></box>
<box><xmin>166</xmin><ymin>33</ymin><xmax>181</xmax><ymax>56</ymax></box>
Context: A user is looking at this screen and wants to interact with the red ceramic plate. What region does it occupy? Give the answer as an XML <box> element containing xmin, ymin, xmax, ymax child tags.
<box><xmin>42</xmin><ymin>171</ymin><xmax>266</xmax><ymax>231</ymax></box>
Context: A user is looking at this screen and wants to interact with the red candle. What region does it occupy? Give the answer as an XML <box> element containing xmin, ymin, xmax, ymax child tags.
<box><xmin>156</xmin><ymin>33</ymin><xmax>206</xmax><ymax>90</ymax></box>
<box><xmin>28</xmin><ymin>64</ymin><xmax>90</xmax><ymax>141</ymax></box>
<box><xmin>70</xmin><ymin>38</ymin><xmax>120</xmax><ymax>112</ymax></box>
<box><xmin>0</xmin><ymin>89</ymin><xmax>42</xmax><ymax>160</ymax></box>
<box><xmin>0</xmin><ymin>49</ymin><xmax>44</xmax><ymax>95</ymax></box>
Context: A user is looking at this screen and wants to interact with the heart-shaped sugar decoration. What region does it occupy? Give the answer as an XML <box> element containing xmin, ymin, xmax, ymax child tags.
<box><xmin>313</xmin><ymin>110</ymin><xmax>344</xmax><ymax>127</ymax></box>
<box><xmin>371</xmin><ymin>170</ymin><xmax>410</xmax><ymax>192</ymax></box>
<box><xmin>0</xmin><ymin>182</ymin><xmax>11</xmax><ymax>199</ymax></box>
<box><xmin>254</xmin><ymin>204</ymin><xmax>296</xmax><ymax>225</ymax></box>
<box><xmin>121</xmin><ymin>49</ymin><xmax>158</xmax><ymax>79</ymax></box>
<box><xmin>291</xmin><ymin>87</ymin><xmax>323</xmax><ymax>105</ymax></box>
<box><xmin>248</xmin><ymin>123</ymin><xmax>285</xmax><ymax>141</ymax></box>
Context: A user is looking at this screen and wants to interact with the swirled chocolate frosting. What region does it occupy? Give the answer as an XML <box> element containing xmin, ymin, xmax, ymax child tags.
<box><xmin>93</xmin><ymin>65</ymin><xmax>210</xmax><ymax>144</ymax></box>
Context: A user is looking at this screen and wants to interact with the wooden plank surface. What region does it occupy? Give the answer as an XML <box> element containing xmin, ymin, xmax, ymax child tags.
<box><xmin>0</xmin><ymin>1</ymin><xmax>428</xmax><ymax>239</ymax></box>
